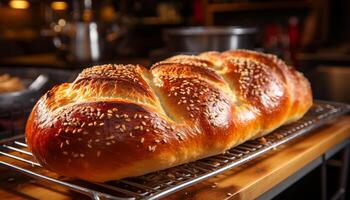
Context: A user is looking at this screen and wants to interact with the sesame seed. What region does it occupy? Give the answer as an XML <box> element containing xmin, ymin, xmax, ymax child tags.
<box><xmin>148</xmin><ymin>145</ymin><xmax>156</xmax><ymax>152</ymax></box>
<box><xmin>140</xmin><ymin>137</ymin><xmax>145</xmax><ymax>143</ymax></box>
<box><xmin>63</xmin><ymin>151</ymin><xmax>68</xmax><ymax>155</ymax></box>
<box><xmin>97</xmin><ymin>151</ymin><xmax>101</xmax><ymax>157</ymax></box>
<box><xmin>106</xmin><ymin>135</ymin><xmax>115</xmax><ymax>140</ymax></box>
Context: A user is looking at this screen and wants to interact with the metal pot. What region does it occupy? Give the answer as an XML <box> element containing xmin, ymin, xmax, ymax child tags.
<box><xmin>307</xmin><ymin>66</ymin><xmax>350</xmax><ymax>103</ymax></box>
<box><xmin>53</xmin><ymin>21</ymin><xmax>105</xmax><ymax>62</ymax></box>
<box><xmin>163</xmin><ymin>26</ymin><xmax>257</xmax><ymax>52</ymax></box>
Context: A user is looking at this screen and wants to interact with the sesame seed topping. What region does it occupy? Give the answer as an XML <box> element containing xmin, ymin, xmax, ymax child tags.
<box><xmin>148</xmin><ymin>145</ymin><xmax>156</xmax><ymax>152</ymax></box>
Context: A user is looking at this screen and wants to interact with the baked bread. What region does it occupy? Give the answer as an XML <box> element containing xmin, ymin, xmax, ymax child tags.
<box><xmin>25</xmin><ymin>50</ymin><xmax>312</xmax><ymax>182</ymax></box>
<box><xmin>0</xmin><ymin>74</ymin><xmax>25</xmax><ymax>93</ymax></box>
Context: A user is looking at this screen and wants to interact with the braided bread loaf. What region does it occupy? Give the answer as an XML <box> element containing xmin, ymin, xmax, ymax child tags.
<box><xmin>25</xmin><ymin>50</ymin><xmax>312</xmax><ymax>182</ymax></box>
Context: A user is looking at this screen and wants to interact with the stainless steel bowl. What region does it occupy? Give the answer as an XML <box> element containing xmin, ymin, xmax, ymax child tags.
<box><xmin>308</xmin><ymin>66</ymin><xmax>350</xmax><ymax>103</ymax></box>
<box><xmin>163</xmin><ymin>26</ymin><xmax>257</xmax><ymax>52</ymax></box>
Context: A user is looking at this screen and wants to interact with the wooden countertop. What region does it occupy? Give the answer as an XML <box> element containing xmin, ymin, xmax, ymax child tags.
<box><xmin>0</xmin><ymin>115</ymin><xmax>350</xmax><ymax>200</ymax></box>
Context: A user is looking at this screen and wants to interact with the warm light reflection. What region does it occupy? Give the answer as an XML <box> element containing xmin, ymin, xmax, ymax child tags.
<box><xmin>58</xmin><ymin>19</ymin><xmax>66</xmax><ymax>26</ymax></box>
<box><xmin>51</xmin><ymin>1</ymin><xmax>68</xmax><ymax>11</ymax></box>
<box><xmin>9</xmin><ymin>0</ymin><xmax>30</xmax><ymax>9</ymax></box>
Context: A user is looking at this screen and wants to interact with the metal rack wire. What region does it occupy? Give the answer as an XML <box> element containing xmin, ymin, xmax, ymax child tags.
<box><xmin>0</xmin><ymin>100</ymin><xmax>349</xmax><ymax>200</ymax></box>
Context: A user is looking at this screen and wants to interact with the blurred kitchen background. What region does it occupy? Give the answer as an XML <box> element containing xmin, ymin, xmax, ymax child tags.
<box><xmin>0</xmin><ymin>0</ymin><xmax>349</xmax><ymax>103</ymax></box>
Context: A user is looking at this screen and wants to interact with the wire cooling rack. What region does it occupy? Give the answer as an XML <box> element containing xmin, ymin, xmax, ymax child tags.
<box><xmin>0</xmin><ymin>100</ymin><xmax>349</xmax><ymax>199</ymax></box>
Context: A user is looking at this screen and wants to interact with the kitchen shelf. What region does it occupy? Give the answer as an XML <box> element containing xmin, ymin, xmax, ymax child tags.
<box><xmin>207</xmin><ymin>1</ymin><xmax>313</xmax><ymax>12</ymax></box>
<box><xmin>203</xmin><ymin>0</ymin><xmax>315</xmax><ymax>25</ymax></box>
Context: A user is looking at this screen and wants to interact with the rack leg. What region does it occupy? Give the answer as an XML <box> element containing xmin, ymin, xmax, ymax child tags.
<box><xmin>338</xmin><ymin>146</ymin><xmax>349</xmax><ymax>200</ymax></box>
<box><xmin>321</xmin><ymin>155</ymin><xmax>327</xmax><ymax>200</ymax></box>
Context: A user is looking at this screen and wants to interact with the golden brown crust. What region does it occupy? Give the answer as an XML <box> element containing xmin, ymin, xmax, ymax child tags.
<box><xmin>25</xmin><ymin>50</ymin><xmax>312</xmax><ymax>182</ymax></box>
